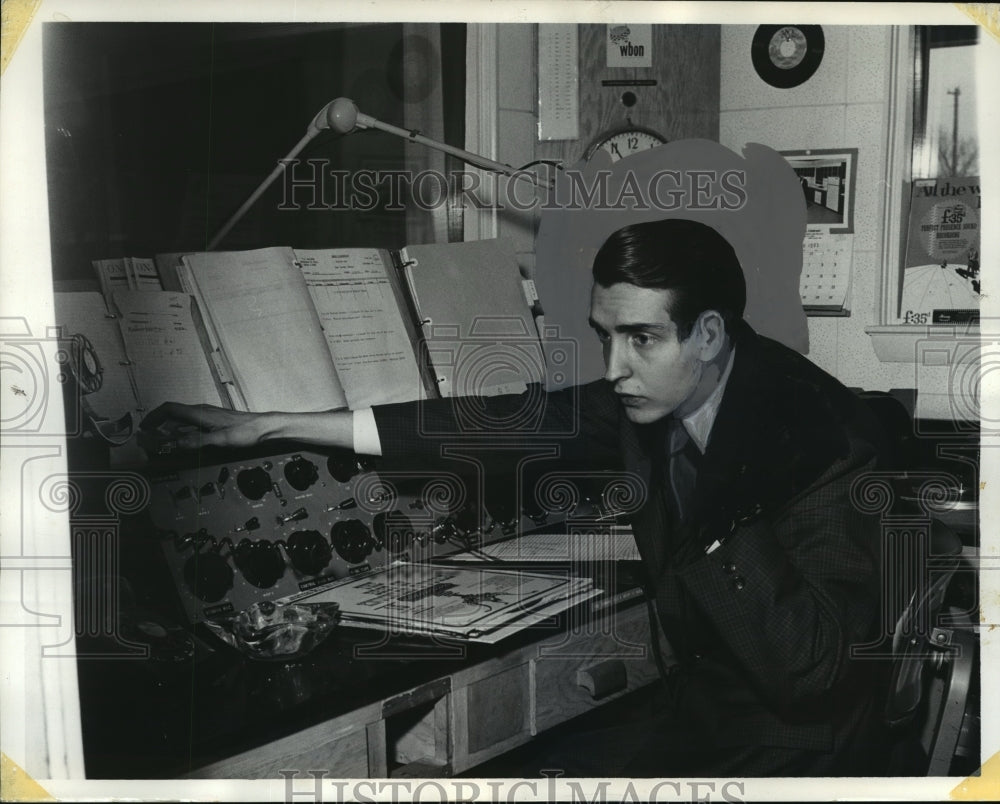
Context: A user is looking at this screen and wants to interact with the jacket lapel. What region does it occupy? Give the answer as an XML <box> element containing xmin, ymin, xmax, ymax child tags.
<box><xmin>619</xmin><ymin>413</ymin><xmax>673</xmax><ymax>580</ymax></box>
<box><xmin>690</xmin><ymin>326</ymin><xmax>762</xmax><ymax>527</ymax></box>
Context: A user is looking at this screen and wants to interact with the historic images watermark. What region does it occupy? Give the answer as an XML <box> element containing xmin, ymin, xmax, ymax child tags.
<box><xmin>277</xmin><ymin>161</ymin><xmax>748</xmax><ymax>215</ymax></box>
<box><xmin>279</xmin><ymin>771</ymin><xmax>747</xmax><ymax>803</ymax></box>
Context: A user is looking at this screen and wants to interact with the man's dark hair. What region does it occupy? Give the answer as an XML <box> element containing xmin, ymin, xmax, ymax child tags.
<box><xmin>592</xmin><ymin>218</ymin><xmax>747</xmax><ymax>340</ymax></box>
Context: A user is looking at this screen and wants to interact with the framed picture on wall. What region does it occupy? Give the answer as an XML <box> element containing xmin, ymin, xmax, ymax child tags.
<box><xmin>781</xmin><ymin>148</ymin><xmax>858</xmax><ymax>234</ymax></box>
<box><xmin>781</xmin><ymin>148</ymin><xmax>858</xmax><ymax>315</ymax></box>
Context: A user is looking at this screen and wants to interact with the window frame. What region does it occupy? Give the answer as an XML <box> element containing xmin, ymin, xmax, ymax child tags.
<box><xmin>866</xmin><ymin>25</ymin><xmax>981</xmax><ymax>362</ymax></box>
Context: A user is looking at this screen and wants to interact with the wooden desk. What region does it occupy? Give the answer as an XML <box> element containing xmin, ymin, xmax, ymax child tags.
<box><xmin>64</xmin><ymin>453</ymin><xmax>663</xmax><ymax>779</ymax></box>
<box><xmin>185</xmin><ymin>599</ymin><xmax>660</xmax><ymax>778</ymax></box>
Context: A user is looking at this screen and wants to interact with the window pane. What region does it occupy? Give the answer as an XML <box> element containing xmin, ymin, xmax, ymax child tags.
<box><xmin>913</xmin><ymin>30</ymin><xmax>979</xmax><ymax>179</ymax></box>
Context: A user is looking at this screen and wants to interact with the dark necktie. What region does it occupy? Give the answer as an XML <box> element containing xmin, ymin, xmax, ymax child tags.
<box><xmin>666</xmin><ymin>417</ymin><xmax>700</xmax><ymax>523</ymax></box>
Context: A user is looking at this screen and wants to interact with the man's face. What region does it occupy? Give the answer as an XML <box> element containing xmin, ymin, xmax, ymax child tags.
<box><xmin>589</xmin><ymin>283</ymin><xmax>704</xmax><ymax>424</ymax></box>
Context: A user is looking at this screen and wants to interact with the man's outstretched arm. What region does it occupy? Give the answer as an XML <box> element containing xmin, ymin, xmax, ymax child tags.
<box><xmin>141</xmin><ymin>381</ymin><xmax>623</xmax><ymax>465</ymax></box>
<box><xmin>140</xmin><ymin>403</ymin><xmax>356</xmax><ymax>452</ymax></box>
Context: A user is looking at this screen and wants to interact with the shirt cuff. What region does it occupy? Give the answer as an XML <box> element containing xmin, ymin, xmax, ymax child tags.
<box><xmin>352</xmin><ymin>408</ymin><xmax>383</xmax><ymax>456</ymax></box>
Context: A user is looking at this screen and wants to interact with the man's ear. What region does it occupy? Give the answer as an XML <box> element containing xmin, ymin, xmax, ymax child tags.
<box><xmin>694</xmin><ymin>310</ymin><xmax>726</xmax><ymax>362</ymax></box>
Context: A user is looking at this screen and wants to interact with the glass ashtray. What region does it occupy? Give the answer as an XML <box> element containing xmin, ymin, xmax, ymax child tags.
<box><xmin>203</xmin><ymin>599</ymin><xmax>340</xmax><ymax>660</ymax></box>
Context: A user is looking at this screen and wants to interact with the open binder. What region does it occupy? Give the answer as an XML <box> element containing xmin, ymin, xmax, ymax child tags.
<box><xmin>55</xmin><ymin>238</ymin><xmax>541</xmax><ymax>451</ymax></box>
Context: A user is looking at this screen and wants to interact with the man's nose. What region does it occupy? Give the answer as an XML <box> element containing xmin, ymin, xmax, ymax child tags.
<box><xmin>603</xmin><ymin>340</ymin><xmax>630</xmax><ymax>384</ymax></box>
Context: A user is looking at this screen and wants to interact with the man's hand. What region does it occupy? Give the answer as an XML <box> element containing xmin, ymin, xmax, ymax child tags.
<box><xmin>140</xmin><ymin>403</ymin><xmax>275</xmax><ymax>453</ymax></box>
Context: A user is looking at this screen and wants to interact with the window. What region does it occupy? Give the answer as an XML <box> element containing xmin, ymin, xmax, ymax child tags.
<box><xmin>43</xmin><ymin>23</ymin><xmax>466</xmax><ymax>282</ymax></box>
<box><xmin>869</xmin><ymin>25</ymin><xmax>983</xmax><ymax>347</ymax></box>
<box><xmin>912</xmin><ymin>26</ymin><xmax>980</xmax><ymax>180</ymax></box>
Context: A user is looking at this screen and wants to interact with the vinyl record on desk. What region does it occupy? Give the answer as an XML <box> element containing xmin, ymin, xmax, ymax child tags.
<box><xmin>752</xmin><ymin>25</ymin><xmax>825</xmax><ymax>88</ymax></box>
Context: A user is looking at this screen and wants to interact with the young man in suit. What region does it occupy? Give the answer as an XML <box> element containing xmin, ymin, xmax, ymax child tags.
<box><xmin>143</xmin><ymin>218</ymin><xmax>890</xmax><ymax>776</ymax></box>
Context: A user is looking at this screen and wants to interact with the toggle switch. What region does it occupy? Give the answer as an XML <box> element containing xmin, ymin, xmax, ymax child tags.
<box><xmin>233</xmin><ymin>516</ymin><xmax>261</xmax><ymax>533</ymax></box>
<box><xmin>276</xmin><ymin>507</ymin><xmax>309</xmax><ymax>526</ymax></box>
<box><xmin>217</xmin><ymin>466</ymin><xmax>230</xmax><ymax>499</ymax></box>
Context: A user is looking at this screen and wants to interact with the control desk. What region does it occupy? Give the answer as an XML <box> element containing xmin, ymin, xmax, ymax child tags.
<box><xmin>69</xmin><ymin>440</ymin><xmax>662</xmax><ymax>778</ymax></box>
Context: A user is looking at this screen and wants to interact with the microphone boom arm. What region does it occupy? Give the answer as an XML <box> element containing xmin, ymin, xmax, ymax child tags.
<box><xmin>208</xmin><ymin>97</ymin><xmax>548</xmax><ymax>250</ymax></box>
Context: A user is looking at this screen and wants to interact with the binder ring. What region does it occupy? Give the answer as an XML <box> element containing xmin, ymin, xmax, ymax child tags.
<box><xmin>70</xmin><ymin>333</ymin><xmax>104</xmax><ymax>395</ymax></box>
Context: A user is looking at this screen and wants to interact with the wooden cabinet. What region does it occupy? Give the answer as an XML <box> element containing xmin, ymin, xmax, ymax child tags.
<box><xmin>531</xmin><ymin>604</ymin><xmax>659</xmax><ymax>734</ymax></box>
<box><xmin>188</xmin><ymin>702</ymin><xmax>383</xmax><ymax>779</ymax></box>
<box><xmin>185</xmin><ymin>601</ymin><xmax>663</xmax><ymax>778</ymax></box>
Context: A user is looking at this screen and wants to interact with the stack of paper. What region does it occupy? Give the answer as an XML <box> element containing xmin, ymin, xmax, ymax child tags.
<box><xmin>445</xmin><ymin>527</ymin><xmax>641</xmax><ymax>563</ymax></box>
<box><xmin>290</xmin><ymin>563</ymin><xmax>600</xmax><ymax>644</ymax></box>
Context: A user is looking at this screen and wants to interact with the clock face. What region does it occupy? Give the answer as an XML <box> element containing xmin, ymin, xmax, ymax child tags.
<box><xmin>590</xmin><ymin>129</ymin><xmax>667</xmax><ymax>162</ymax></box>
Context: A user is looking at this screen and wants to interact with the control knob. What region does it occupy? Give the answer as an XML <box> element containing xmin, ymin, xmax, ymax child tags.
<box><xmin>286</xmin><ymin>529</ymin><xmax>333</xmax><ymax>575</ymax></box>
<box><xmin>183</xmin><ymin>549</ymin><xmax>234</xmax><ymax>603</ymax></box>
<box><xmin>234</xmin><ymin>539</ymin><xmax>286</xmax><ymax>588</ymax></box>
<box><xmin>284</xmin><ymin>456</ymin><xmax>319</xmax><ymax>491</ymax></box>
<box><xmin>330</xmin><ymin>519</ymin><xmax>374</xmax><ymax>565</ymax></box>
<box><xmin>236</xmin><ymin>467</ymin><xmax>272</xmax><ymax>501</ymax></box>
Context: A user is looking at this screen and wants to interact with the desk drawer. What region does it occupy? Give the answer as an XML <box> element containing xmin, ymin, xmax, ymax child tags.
<box><xmin>185</xmin><ymin>704</ymin><xmax>381</xmax><ymax>779</ymax></box>
<box><xmin>531</xmin><ymin>606</ymin><xmax>659</xmax><ymax>734</ymax></box>
<box><xmin>453</xmin><ymin>662</ymin><xmax>532</xmax><ymax>774</ymax></box>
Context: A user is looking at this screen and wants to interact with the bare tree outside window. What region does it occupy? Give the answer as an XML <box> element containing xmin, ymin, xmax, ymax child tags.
<box><xmin>912</xmin><ymin>27</ymin><xmax>979</xmax><ymax>180</ymax></box>
<box><xmin>936</xmin><ymin>123</ymin><xmax>979</xmax><ymax>178</ymax></box>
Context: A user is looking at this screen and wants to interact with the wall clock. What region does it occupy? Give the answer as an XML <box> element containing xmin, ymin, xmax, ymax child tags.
<box><xmin>583</xmin><ymin>124</ymin><xmax>668</xmax><ymax>162</ymax></box>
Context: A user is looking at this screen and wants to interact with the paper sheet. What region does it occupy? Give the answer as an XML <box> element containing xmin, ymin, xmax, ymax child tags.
<box><xmin>112</xmin><ymin>290</ymin><xmax>226</xmax><ymax>412</ymax></box>
<box><xmin>295</xmin><ymin>563</ymin><xmax>598</xmax><ymax>642</ymax></box>
<box><xmin>401</xmin><ymin>239</ymin><xmax>543</xmax><ymax>398</ymax></box>
<box><xmin>799</xmin><ymin>230</ymin><xmax>853</xmax><ymax>312</ymax></box>
<box><xmin>53</xmin><ymin>291</ymin><xmax>137</xmax><ymax>423</ymax></box>
<box><xmin>538</xmin><ymin>24</ymin><xmax>580</xmax><ymax>140</ymax></box>
<box><xmin>445</xmin><ymin>529</ymin><xmax>641</xmax><ymax>562</ymax></box>
<box><xmin>181</xmin><ymin>248</ymin><xmax>348</xmax><ymax>413</ymax></box>
<box><xmin>92</xmin><ymin>256</ymin><xmax>163</xmax><ymax>299</ymax></box>
<box><xmin>296</xmin><ymin>248</ymin><xmax>426</xmax><ymax>408</ymax></box>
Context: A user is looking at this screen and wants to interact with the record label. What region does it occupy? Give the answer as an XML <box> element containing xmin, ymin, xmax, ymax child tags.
<box><xmin>752</xmin><ymin>25</ymin><xmax>825</xmax><ymax>88</ymax></box>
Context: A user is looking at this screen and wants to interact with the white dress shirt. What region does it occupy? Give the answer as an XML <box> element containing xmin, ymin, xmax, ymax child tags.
<box><xmin>679</xmin><ymin>347</ymin><xmax>735</xmax><ymax>455</ymax></box>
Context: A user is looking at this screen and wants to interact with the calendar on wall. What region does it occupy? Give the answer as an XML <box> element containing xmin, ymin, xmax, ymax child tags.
<box><xmin>799</xmin><ymin>230</ymin><xmax>853</xmax><ymax>314</ymax></box>
<box><xmin>781</xmin><ymin>148</ymin><xmax>858</xmax><ymax>316</ymax></box>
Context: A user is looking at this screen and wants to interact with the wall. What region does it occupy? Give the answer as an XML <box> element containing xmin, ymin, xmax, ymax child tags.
<box><xmin>494</xmin><ymin>25</ymin><xmax>540</xmax><ymax>279</ymax></box>
<box><xmin>489</xmin><ymin>24</ymin><xmax>720</xmax><ymax>279</ymax></box>
<box><xmin>719</xmin><ymin>25</ymin><xmax>962</xmax><ymax>417</ymax></box>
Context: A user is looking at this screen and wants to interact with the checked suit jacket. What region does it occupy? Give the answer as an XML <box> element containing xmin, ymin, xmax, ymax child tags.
<box><xmin>371</xmin><ymin>320</ymin><xmax>890</xmax><ymax>774</ymax></box>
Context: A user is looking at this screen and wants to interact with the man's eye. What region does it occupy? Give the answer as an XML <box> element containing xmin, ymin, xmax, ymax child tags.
<box><xmin>595</xmin><ymin>330</ymin><xmax>610</xmax><ymax>343</ymax></box>
<box><xmin>631</xmin><ymin>333</ymin><xmax>653</xmax><ymax>347</ymax></box>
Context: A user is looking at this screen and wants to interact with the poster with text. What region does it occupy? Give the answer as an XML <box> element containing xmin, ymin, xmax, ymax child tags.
<box><xmin>899</xmin><ymin>176</ymin><xmax>981</xmax><ymax>323</ymax></box>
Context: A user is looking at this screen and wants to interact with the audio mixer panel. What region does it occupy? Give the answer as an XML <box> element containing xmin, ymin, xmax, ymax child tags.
<box><xmin>144</xmin><ymin>448</ymin><xmax>572</xmax><ymax>624</ymax></box>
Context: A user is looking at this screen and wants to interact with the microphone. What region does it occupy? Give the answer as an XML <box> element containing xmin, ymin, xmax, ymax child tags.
<box><xmin>310</xmin><ymin>97</ymin><xmax>376</xmax><ymax>135</ymax></box>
